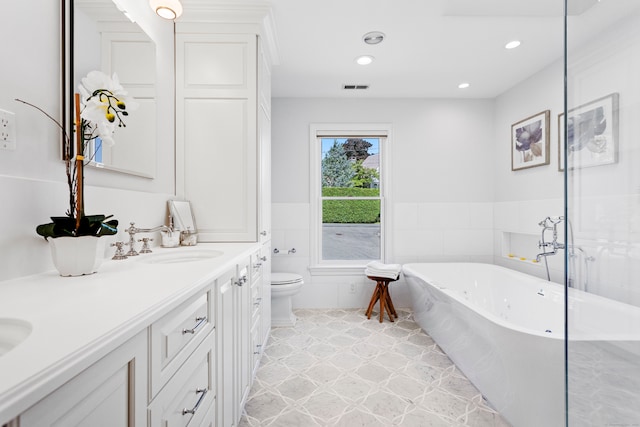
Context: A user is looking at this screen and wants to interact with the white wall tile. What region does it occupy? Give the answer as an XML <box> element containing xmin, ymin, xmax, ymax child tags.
<box><xmin>394</xmin><ymin>203</ymin><xmax>418</xmax><ymax>230</ymax></box>
<box><xmin>443</xmin><ymin>230</ymin><xmax>494</xmax><ymax>256</ymax></box>
<box><xmin>270</xmin><ymin>229</ymin><xmax>286</xmax><ymax>254</ymax></box>
<box><xmin>284</xmin><ymin>229</ymin><xmax>310</xmax><ymax>258</ymax></box>
<box><xmin>0</xmin><ymin>176</ymin><xmax>171</xmax><ymax>281</ymax></box>
<box><xmin>394</xmin><ymin>230</ymin><xmax>444</xmax><ymax>257</ymax></box>
<box><xmin>469</xmin><ymin>203</ymin><xmax>494</xmax><ymax>230</ymax></box>
<box><xmin>494</xmin><ymin>202</ymin><xmax>519</xmax><ymax>231</ymax></box>
<box><xmin>439</xmin><ymin>204</ymin><xmax>471</xmax><ymax>229</ymax></box>
<box><xmin>518</xmin><ymin>200</ymin><xmax>560</xmax><ymax>234</ymax></box>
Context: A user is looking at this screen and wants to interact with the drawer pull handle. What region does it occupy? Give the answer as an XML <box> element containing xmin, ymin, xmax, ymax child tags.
<box><xmin>260</xmin><ymin>256</ymin><xmax>267</xmax><ymax>261</ymax></box>
<box><xmin>182</xmin><ymin>316</ymin><xmax>207</xmax><ymax>335</ymax></box>
<box><xmin>254</xmin><ymin>297</ymin><xmax>262</xmax><ymax>306</ymax></box>
<box><xmin>254</xmin><ymin>262</ymin><xmax>262</xmax><ymax>268</ymax></box>
<box><xmin>235</xmin><ymin>275</ymin><xmax>248</xmax><ymax>286</ymax></box>
<box><xmin>182</xmin><ymin>388</ymin><xmax>208</xmax><ymax>415</ymax></box>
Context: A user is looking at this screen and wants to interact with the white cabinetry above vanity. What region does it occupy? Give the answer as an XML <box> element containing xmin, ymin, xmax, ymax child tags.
<box><xmin>175</xmin><ymin>10</ymin><xmax>275</xmax><ymax>244</ymax></box>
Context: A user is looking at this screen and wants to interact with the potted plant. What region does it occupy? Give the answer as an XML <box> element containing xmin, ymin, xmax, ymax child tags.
<box><xmin>17</xmin><ymin>70</ymin><xmax>136</xmax><ymax>276</ymax></box>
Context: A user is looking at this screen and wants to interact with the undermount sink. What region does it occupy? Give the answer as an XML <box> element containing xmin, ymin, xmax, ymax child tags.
<box><xmin>138</xmin><ymin>250</ymin><xmax>224</xmax><ymax>264</ymax></box>
<box><xmin>0</xmin><ymin>318</ymin><xmax>32</xmax><ymax>357</ymax></box>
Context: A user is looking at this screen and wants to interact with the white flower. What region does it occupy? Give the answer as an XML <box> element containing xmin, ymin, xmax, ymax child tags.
<box><xmin>78</xmin><ymin>71</ymin><xmax>137</xmax><ymax>147</ymax></box>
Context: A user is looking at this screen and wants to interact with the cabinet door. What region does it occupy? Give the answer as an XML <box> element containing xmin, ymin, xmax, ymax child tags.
<box><xmin>235</xmin><ymin>260</ymin><xmax>252</xmax><ymax>420</ymax></box>
<box><xmin>20</xmin><ymin>331</ymin><xmax>147</xmax><ymax>427</ymax></box>
<box><xmin>216</xmin><ymin>268</ymin><xmax>236</xmax><ymax>427</ymax></box>
<box><xmin>176</xmin><ymin>33</ymin><xmax>258</xmax><ymax>242</ymax></box>
<box><xmin>216</xmin><ymin>259</ymin><xmax>254</xmax><ymax>427</ymax></box>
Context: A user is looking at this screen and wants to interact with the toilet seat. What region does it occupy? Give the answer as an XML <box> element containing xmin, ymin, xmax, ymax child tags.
<box><xmin>272</xmin><ymin>272</ymin><xmax>303</xmax><ymax>286</ymax></box>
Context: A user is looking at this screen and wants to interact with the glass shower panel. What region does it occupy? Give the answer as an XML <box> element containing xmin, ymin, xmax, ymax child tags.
<box><xmin>565</xmin><ymin>1</ymin><xmax>640</xmax><ymax>425</ymax></box>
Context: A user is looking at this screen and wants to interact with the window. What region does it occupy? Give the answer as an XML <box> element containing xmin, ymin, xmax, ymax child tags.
<box><xmin>310</xmin><ymin>124</ymin><xmax>391</xmax><ymax>273</ymax></box>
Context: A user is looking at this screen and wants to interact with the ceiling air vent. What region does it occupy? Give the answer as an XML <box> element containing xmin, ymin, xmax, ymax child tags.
<box><xmin>342</xmin><ymin>84</ymin><xmax>370</xmax><ymax>90</ymax></box>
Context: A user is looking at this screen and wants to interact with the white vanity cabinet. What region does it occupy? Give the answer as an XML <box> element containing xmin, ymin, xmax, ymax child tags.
<box><xmin>215</xmin><ymin>258</ymin><xmax>252</xmax><ymax>427</ymax></box>
<box><xmin>19</xmin><ymin>330</ymin><xmax>148</xmax><ymax>427</ymax></box>
<box><xmin>4</xmin><ymin>245</ymin><xmax>266</xmax><ymax>427</ymax></box>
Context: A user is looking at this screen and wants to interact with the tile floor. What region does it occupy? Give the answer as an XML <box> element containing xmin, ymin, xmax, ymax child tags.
<box><xmin>240</xmin><ymin>308</ymin><xmax>511</xmax><ymax>426</ymax></box>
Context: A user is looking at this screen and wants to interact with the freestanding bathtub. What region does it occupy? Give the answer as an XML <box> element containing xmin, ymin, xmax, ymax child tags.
<box><xmin>403</xmin><ymin>262</ymin><xmax>640</xmax><ymax>427</ymax></box>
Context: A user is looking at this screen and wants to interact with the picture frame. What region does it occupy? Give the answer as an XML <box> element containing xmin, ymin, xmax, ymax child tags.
<box><xmin>511</xmin><ymin>110</ymin><xmax>550</xmax><ymax>171</ymax></box>
<box><xmin>558</xmin><ymin>92</ymin><xmax>619</xmax><ymax>171</ymax></box>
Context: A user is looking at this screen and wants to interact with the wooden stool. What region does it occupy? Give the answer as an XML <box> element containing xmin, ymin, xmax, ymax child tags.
<box><xmin>365</xmin><ymin>276</ymin><xmax>399</xmax><ymax>323</ymax></box>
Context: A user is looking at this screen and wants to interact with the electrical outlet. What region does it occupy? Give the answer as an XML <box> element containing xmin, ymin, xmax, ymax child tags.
<box><xmin>0</xmin><ymin>109</ymin><xmax>16</xmax><ymax>150</ymax></box>
<box><xmin>349</xmin><ymin>283</ymin><xmax>356</xmax><ymax>294</ymax></box>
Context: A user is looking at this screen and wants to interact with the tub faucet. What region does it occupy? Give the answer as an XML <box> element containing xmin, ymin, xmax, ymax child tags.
<box><xmin>536</xmin><ymin>216</ymin><xmax>565</xmax><ymax>262</ymax></box>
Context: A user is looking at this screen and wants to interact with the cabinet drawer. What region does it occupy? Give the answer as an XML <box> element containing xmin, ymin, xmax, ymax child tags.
<box><xmin>149</xmin><ymin>331</ymin><xmax>215</xmax><ymax>427</ymax></box>
<box><xmin>150</xmin><ymin>289</ymin><xmax>214</xmax><ymax>397</ymax></box>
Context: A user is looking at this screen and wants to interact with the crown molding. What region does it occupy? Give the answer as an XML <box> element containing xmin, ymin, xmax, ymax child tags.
<box><xmin>176</xmin><ymin>1</ymin><xmax>279</xmax><ymax>65</ymax></box>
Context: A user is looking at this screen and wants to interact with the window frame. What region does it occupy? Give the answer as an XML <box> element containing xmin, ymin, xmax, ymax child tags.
<box><xmin>309</xmin><ymin>123</ymin><xmax>392</xmax><ymax>275</ymax></box>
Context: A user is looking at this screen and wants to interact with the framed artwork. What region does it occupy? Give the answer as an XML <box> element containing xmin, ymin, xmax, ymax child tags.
<box><xmin>511</xmin><ymin>110</ymin><xmax>550</xmax><ymax>171</ymax></box>
<box><xmin>558</xmin><ymin>92</ymin><xmax>619</xmax><ymax>171</ymax></box>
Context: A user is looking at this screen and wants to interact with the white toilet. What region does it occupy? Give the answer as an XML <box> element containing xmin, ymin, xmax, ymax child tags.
<box><xmin>271</xmin><ymin>272</ymin><xmax>304</xmax><ymax>327</ymax></box>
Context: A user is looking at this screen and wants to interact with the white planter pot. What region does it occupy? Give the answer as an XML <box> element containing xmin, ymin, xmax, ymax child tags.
<box><xmin>48</xmin><ymin>236</ymin><xmax>108</xmax><ymax>276</ymax></box>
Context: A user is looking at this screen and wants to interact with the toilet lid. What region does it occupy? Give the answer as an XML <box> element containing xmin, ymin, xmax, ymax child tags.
<box><xmin>272</xmin><ymin>272</ymin><xmax>303</xmax><ymax>285</ymax></box>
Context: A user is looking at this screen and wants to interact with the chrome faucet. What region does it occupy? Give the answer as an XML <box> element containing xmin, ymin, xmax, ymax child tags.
<box><xmin>125</xmin><ymin>222</ymin><xmax>173</xmax><ymax>256</ymax></box>
<box><xmin>536</xmin><ymin>216</ymin><xmax>565</xmax><ymax>262</ymax></box>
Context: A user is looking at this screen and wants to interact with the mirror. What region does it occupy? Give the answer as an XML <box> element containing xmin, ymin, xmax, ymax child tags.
<box><xmin>64</xmin><ymin>0</ymin><xmax>158</xmax><ymax>178</ymax></box>
<box><xmin>168</xmin><ymin>200</ymin><xmax>197</xmax><ymax>232</ymax></box>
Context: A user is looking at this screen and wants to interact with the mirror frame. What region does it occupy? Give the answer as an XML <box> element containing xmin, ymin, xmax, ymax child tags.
<box><xmin>61</xmin><ymin>0</ymin><xmax>158</xmax><ymax>178</ymax></box>
<box><xmin>61</xmin><ymin>0</ymin><xmax>74</xmax><ymax>161</ymax></box>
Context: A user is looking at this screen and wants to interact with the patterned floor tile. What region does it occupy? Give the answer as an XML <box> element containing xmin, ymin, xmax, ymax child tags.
<box><xmin>241</xmin><ymin>308</ymin><xmax>511</xmax><ymax>426</ymax></box>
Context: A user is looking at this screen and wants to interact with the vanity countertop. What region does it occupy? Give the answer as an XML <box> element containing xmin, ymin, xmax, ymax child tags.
<box><xmin>0</xmin><ymin>242</ymin><xmax>260</xmax><ymax>424</ymax></box>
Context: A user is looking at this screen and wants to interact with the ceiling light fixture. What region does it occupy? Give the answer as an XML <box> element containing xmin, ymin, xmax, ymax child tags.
<box><xmin>505</xmin><ymin>40</ymin><xmax>521</xmax><ymax>49</ymax></box>
<box><xmin>363</xmin><ymin>31</ymin><xmax>386</xmax><ymax>45</ymax></box>
<box><xmin>149</xmin><ymin>0</ymin><xmax>183</xmax><ymax>20</ymax></box>
<box><xmin>458</xmin><ymin>82</ymin><xmax>470</xmax><ymax>89</ymax></box>
<box><xmin>356</xmin><ymin>55</ymin><xmax>374</xmax><ymax>65</ymax></box>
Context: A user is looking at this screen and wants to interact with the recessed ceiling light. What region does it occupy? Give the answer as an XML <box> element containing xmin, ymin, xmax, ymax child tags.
<box><xmin>505</xmin><ymin>40</ymin><xmax>521</xmax><ymax>49</ymax></box>
<box><xmin>458</xmin><ymin>82</ymin><xmax>470</xmax><ymax>89</ymax></box>
<box><xmin>363</xmin><ymin>31</ymin><xmax>385</xmax><ymax>45</ymax></box>
<box><xmin>356</xmin><ymin>55</ymin><xmax>374</xmax><ymax>65</ymax></box>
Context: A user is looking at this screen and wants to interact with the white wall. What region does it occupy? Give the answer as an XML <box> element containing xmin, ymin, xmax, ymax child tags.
<box><xmin>492</xmin><ymin>60</ymin><xmax>565</xmax><ymax>283</ymax></box>
<box><xmin>0</xmin><ymin>1</ymin><xmax>175</xmax><ymax>281</ymax></box>
<box><xmin>272</xmin><ymin>98</ymin><xmax>496</xmax><ymax>308</ymax></box>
